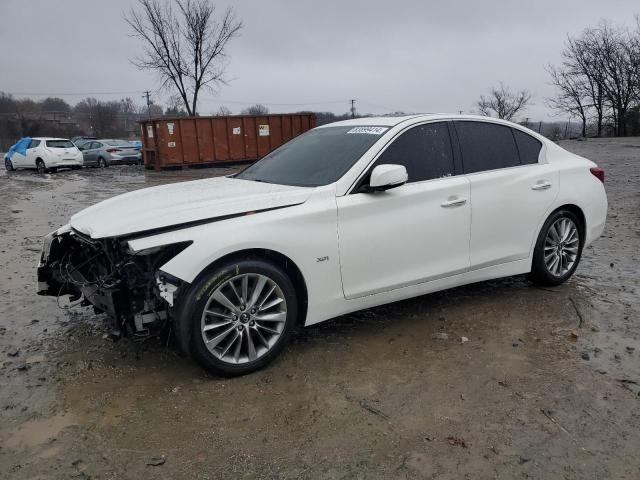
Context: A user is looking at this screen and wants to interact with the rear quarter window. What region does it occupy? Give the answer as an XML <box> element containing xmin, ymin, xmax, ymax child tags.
<box><xmin>455</xmin><ymin>121</ymin><xmax>520</xmax><ymax>174</ymax></box>
<box><xmin>513</xmin><ymin>129</ymin><xmax>542</xmax><ymax>164</ymax></box>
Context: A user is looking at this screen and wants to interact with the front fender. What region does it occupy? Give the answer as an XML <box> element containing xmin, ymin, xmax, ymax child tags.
<box><xmin>127</xmin><ymin>187</ymin><xmax>344</xmax><ymax>327</ymax></box>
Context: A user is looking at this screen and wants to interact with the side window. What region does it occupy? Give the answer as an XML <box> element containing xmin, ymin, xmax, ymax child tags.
<box><xmin>455</xmin><ymin>121</ymin><xmax>519</xmax><ymax>174</ymax></box>
<box><xmin>29</xmin><ymin>139</ymin><xmax>41</xmax><ymax>148</ymax></box>
<box><xmin>513</xmin><ymin>129</ymin><xmax>542</xmax><ymax>165</ymax></box>
<box><xmin>373</xmin><ymin>122</ymin><xmax>454</xmax><ymax>183</ymax></box>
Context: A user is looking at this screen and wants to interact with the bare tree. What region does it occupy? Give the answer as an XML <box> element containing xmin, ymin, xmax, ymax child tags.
<box><xmin>75</xmin><ymin>98</ymin><xmax>119</xmax><ymax>136</ymax></box>
<box><xmin>126</xmin><ymin>0</ymin><xmax>242</xmax><ymax>116</ymax></box>
<box><xmin>215</xmin><ymin>105</ymin><xmax>232</xmax><ymax>116</ymax></box>
<box><xmin>241</xmin><ymin>104</ymin><xmax>269</xmax><ymax>115</ymax></box>
<box><xmin>562</xmin><ymin>32</ymin><xmax>606</xmax><ymax>136</ymax></box>
<box><xmin>165</xmin><ymin>95</ymin><xmax>188</xmax><ymax>116</ymax></box>
<box><xmin>588</xmin><ymin>21</ymin><xmax>640</xmax><ymax>136</ymax></box>
<box><xmin>546</xmin><ymin>65</ymin><xmax>589</xmax><ymax>137</ymax></box>
<box><xmin>477</xmin><ymin>83</ymin><xmax>532</xmax><ymax>120</ymax></box>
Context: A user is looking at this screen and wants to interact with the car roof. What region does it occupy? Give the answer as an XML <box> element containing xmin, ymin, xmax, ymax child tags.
<box><xmin>318</xmin><ymin>113</ymin><xmax>531</xmax><ymax>129</ymax></box>
<box><xmin>32</xmin><ymin>137</ymin><xmax>71</xmax><ymax>141</ymax></box>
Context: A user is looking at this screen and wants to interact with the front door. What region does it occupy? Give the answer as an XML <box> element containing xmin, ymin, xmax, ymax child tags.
<box><xmin>337</xmin><ymin>122</ymin><xmax>471</xmax><ymax>299</ymax></box>
<box><xmin>25</xmin><ymin>139</ymin><xmax>41</xmax><ymax>168</ymax></box>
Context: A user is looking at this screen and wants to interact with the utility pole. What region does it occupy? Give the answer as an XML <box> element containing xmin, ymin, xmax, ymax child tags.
<box><xmin>350</xmin><ymin>99</ymin><xmax>356</xmax><ymax>119</ymax></box>
<box><xmin>143</xmin><ymin>91</ymin><xmax>152</xmax><ymax>118</ymax></box>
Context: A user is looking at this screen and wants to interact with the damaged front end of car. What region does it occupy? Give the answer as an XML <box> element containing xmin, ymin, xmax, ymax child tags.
<box><xmin>37</xmin><ymin>226</ymin><xmax>190</xmax><ymax>340</ymax></box>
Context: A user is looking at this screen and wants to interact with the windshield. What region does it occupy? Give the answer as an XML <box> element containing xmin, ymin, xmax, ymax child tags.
<box><xmin>46</xmin><ymin>140</ymin><xmax>75</xmax><ymax>148</ymax></box>
<box><xmin>235</xmin><ymin>126</ymin><xmax>388</xmax><ymax>187</ymax></box>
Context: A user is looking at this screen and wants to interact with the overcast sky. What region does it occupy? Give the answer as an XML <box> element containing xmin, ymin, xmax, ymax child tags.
<box><xmin>1</xmin><ymin>0</ymin><xmax>638</xmax><ymax>120</ymax></box>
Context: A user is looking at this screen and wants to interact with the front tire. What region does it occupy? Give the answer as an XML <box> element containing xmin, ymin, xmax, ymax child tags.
<box><xmin>5</xmin><ymin>158</ymin><xmax>14</xmax><ymax>171</ymax></box>
<box><xmin>183</xmin><ymin>259</ymin><xmax>298</xmax><ymax>376</ymax></box>
<box><xmin>529</xmin><ymin>209</ymin><xmax>583</xmax><ymax>286</ymax></box>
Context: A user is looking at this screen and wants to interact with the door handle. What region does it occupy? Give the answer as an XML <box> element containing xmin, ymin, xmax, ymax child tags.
<box><xmin>441</xmin><ymin>196</ymin><xmax>467</xmax><ymax>208</ymax></box>
<box><xmin>531</xmin><ymin>181</ymin><xmax>552</xmax><ymax>191</ymax></box>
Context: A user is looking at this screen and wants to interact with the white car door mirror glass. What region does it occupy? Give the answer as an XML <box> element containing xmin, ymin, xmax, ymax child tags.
<box><xmin>368</xmin><ymin>164</ymin><xmax>408</xmax><ymax>192</ymax></box>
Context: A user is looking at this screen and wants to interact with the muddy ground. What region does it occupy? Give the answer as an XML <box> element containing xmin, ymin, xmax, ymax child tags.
<box><xmin>0</xmin><ymin>138</ymin><xmax>638</xmax><ymax>479</ymax></box>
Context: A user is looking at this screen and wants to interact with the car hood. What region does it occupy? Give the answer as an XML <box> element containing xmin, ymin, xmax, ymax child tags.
<box><xmin>70</xmin><ymin>177</ymin><xmax>312</xmax><ymax>239</ymax></box>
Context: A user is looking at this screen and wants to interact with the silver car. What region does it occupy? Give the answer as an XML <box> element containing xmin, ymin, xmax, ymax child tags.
<box><xmin>78</xmin><ymin>139</ymin><xmax>142</xmax><ymax>167</ymax></box>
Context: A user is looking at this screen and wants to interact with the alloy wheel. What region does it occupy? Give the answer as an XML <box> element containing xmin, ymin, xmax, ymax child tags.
<box><xmin>200</xmin><ymin>273</ymin><xmax>287</xmax><ymax>364</ymax></box>
<box><xmin>544</xmin><ymin>217</ymin><xmax>579</xmax><ymax>277</ymax></box>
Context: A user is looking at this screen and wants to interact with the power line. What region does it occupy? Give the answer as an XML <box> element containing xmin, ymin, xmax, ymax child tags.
<box><xmin>198</xmin><ymin>98</ymin><xmax>348</xmax><ymax>106</ymax></box>
<box><xmin>6</xmin><ymin>90</ymin><xmax>147</xmax><ymax>96</ymax></box>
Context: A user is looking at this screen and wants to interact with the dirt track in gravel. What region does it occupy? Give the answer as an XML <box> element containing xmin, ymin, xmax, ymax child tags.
<box><xmin>0</xmin><ymin>138</ymin><xmax>638</xmax><ymax>479</ymax></box>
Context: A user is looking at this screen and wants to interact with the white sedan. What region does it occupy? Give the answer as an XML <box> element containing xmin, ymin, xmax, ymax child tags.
<box><xmin>37</xmin><ymin>115</ymin><xmax>607</xmax><ymax>375</ymax></box>
<box><xmin>5</xmin><ymin>137</ymin><xmax>83</xmax><ymax>173</ymax></box>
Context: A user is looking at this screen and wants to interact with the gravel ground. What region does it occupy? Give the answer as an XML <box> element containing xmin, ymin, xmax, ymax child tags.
<box><xmin>0</xmin><ymin>138</ymin><xmax>638</xmax><ymax>479</ymax></box>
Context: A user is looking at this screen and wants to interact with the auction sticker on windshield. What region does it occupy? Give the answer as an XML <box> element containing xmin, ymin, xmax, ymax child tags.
<box><xmin>346</xmin><ymin>126</ymin><xmax>388</xmax><ymax>135</ymax></box>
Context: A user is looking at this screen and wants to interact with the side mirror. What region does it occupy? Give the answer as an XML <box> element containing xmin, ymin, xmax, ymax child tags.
<box><xmin>367</xmin><ymin>164</ymin><xmax>408</xmax><ymax>192</ymax></box>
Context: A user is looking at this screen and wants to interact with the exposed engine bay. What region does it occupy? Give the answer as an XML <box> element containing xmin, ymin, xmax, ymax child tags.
<box><xmin>37</xmin><ymin>227</ymin><xmax>189</xmax><ymax>340</ymax></box>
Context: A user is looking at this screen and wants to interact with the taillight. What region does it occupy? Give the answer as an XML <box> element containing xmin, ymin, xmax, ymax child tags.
<box><xmin>106</xmin><ymin>148</ymin><xmax>121</xmax><ymax>153</ymax></box>
<box><xmin>590</xmin><ymin>167</ymin><xmax>605</xmax><ymax>183</ymax></box>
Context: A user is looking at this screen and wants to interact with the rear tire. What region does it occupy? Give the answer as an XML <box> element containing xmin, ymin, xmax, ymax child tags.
<box><xmin>181</xmin><ymin>258</ymin><xmax>298</xmax><ymax>376</ymax></box>
<box><xmin>529</xmin><ymin>209</ymin><xmax>583</xmax><ymax>286</ymax></box>
<box><xmin>36</xmin><ymin>159</ymin><xmax>46</xmax><ymax>174</ymax></box>
<box><xmin>98</xmin><ymin>157</ymin><xmax>107</xmax><ymax>168</ymax></box>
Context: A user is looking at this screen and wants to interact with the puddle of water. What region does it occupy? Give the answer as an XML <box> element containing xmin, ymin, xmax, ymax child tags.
<box><xmin>5</xmin><ymin>412</ymin><xmax>77</xmax><ymax>449</ymax></box>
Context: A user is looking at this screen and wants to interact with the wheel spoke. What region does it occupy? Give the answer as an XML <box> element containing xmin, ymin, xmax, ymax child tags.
<box><xmin>246</xmin><ymin>330</ymin><xmax>257</xmax><ymax>361</ymax></box>
<box><xmin>233</xmin><ymin>331</ymin><xmax>243</xmax><ymax>362</ymax></box>
<box><xmin>203</xmin><ymin>320</ymin><xmax>233</xmax><ymax>331</ymax></box>
<box><xmin>211</xmin><ymin>290</ymin><xmax>237</xmax><ymax>313</ymax></box>
<box><xmin>256</xmin><ymin>323</ymin><xmax>280</xmax><ymax>335</ymax></box>
<box><xmin>259</xmin><ymin>296</ymin><xmax>284</xmax><ymax>311</ymax></box>
<box><xmin>219</xmin><ymin>331</ymin><xmax>239</xmax><ymax>358</ymax></box>
<box><xmin>205</xmin><ymin>309</ymin><xmax>233</xmax><ymax>320</ymax></box>
<box><xmin>257</xmin><ymin>285</ymin><xmax>276</xmax><ymax>307</ymax></box>
<box><xmin>255</xmin><ymin>312</ymin><xmax>287</xmax><ymax>323</ymax></box>
<box><xmin>206</xmin><ymin>324</ymin><xmax>237</xmax><ymax>348</ymax></box>
<box><xmin>549</xmin><ymin>224</ymin><xmax>561</xmax><ymax>242</ymax></box>
<box><xmin>253</xmin><ymin>327</ymin><xmax>270</xmax><ymax>349</ymax></box>
<box><xmin>228</xmin><ymin>279</ymin><xmax>243</xmax><ymax>305</ymax></box>
<box><xmin>242</xmin><ymin>275</ymin><xmax>249</xmax><ymax>305</ymax></box>
<box><xmin>248</xmin><ymin>276</ymin><xmax>267</xmax><ymax>308</ymax></box>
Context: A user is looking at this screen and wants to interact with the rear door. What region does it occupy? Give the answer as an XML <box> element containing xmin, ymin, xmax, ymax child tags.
<box><xmin>337</xmin><ymin>122</ymin><xmax>471</xmax><ymax>298</ymax></box>
<box><xmin>454</xmin><ymin>121</ymin><xmax>559</xmax><ymax>269</ymax></box>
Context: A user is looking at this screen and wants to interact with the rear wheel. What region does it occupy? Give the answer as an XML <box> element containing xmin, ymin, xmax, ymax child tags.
<box><xmin>529</xmin><ymin>209</ymin><xmax>583</xmax><ymax>286</ymax></box>
<box><xmin>98</xmin><ymin>157</ymin><xmax>107</xmax><ymax>168</ymax></box>
<box><xmin>4</xmin><ymin>158</ymin><xmax>14</xmax><ymax>171</ymax></box>
<box><xmin>36</xmin><ymin>159</ymin><xmax>46</xmax><ymax>174</ymax></box>
<box><xmin>184</xmin><ymin>259</ymin><xmax>298</xmax><ymax>376</ymax></box>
